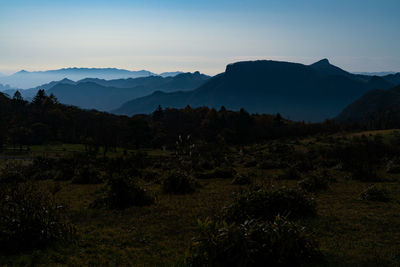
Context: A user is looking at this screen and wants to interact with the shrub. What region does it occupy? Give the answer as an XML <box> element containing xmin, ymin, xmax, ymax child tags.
<box><xmin>141</xmin><ymin>169</ymin><xmax>160</xmax><ymax>182</ymax></box>
<box><xmin>31</xmin><ymin>156</ymin><xmax>56</xmax><ymax>171</ymax></box>
<box><xmin>128</xmin><ymin>151</ymin><xmax>148</xmax><ymax>169</ymax></box>
<box><xmin>185</xmin><ymin>216</ymin><xmax>321</xmax><ymax>267</ymax></box>
<box><xmin>105</xmin><ymin>156</ymin><xmax>141</xmax><ymax>177</ymax></box>
<box><xmin>275</xmin><ymin>167</ymin><xmax>302</xmax><ymax>180</ymax></box>
<box><xmin>161</xmin><ymin>171</ymin><xmax>197</xmax><ymax>194</ymax></box>
<box><xmin>72</xmin><ymin>164</ymin><xmax>102</xmax><ymax>184</ymax></box>
<box><xmin>0</xmin><ymin>182</ymin><xmax>75</xmax><ymax>252</ymax></box>
<box><xmin>386</xmin><ymin>159</ymin><xmax>400</xmax><ymax>174</ymax></box>
<box><xmin>270</xmin><ymin>143</ymin><xmax>294</xmax><ymax>155</ymax></box>
<box><xmin>198</xmin><ymin>160</ymin><xmax>214</xmax><ymax>170</ymax></box>
<box><xmin>223</xmin><ymin>187</ymin><xmax>316</xmax><ymax>223</ymax></box>
<box><xmin>259</xmin><ymin>159</ymin><xmax>281</xmax><ymax>169</ymax></box>
<box><xmin>194</xmin><ymin>171</ymin><xmax>213</xmax><ymax>180</ymax></box>
<box><xmin>360</xmin><ymin>185</ymin><xmax>390</xmax><ymax>202</ymax></box>
<box><xmin>244</xmin><ymin>159</ymin><xmax>257</xmax><ymax>168</ymax></box>
<box><xmin>31</xmin><ymin>169</ymin><xmax>59</xmax><ymax>181</ymax></box>
<box><xmin>292</xmin><ymin>159</ymin><xmax>315</xmax><ymax>172</ymax></box>
<box><xmin>298</xmin><ymin>174</ymin><xmax>329</xmax><ymax>193</ymax></box>
<box><xmin>0</xmin><ymin>162</ymin><xmax>27</xmax><ymax>183</ymax></box>
<box><xmin>350</xmin><ymin>164</ymin><xmax>383</xmax><ymax>182</ymax></box>
<box><xmin>54</xmin><ymin>167</ymin><xmax>75</xmax><ymax>181</ymax></box>
<box><xmin>97</xmin><ymin>174</ymin><xmax>153</xmax><ymax>209</ymax></box>
<box><xmin>211</xmin><ymin>167</ymin><xmax>236</xmax><ymax>179</ymax></box>
<box><xmin>232</xmin><ymin>173</ymin><xmax>252</xmax><ymax>185</ymax></box>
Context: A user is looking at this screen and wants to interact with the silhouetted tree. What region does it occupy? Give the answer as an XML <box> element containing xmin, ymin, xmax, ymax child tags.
<box><xmin>32</xmin><ymin>89</ymin><xmax>46</xmax><ymax>105</ymax></box>
<box><xmin>49</xmin><ymin>93</ymin><xmax>59</xmax><ymax>104</ymax></box>
<box><xmin>12</xmin><ymin>91</ymin><xmax>24</xmax><ymax>103</ymax></box>
<box><xmin>275</xmin><ymin>113</ymin><xmax>283</xmax><ymax>126</ymax></box>
<box><xmin>152</xmin><ymin>105</ymin><xmax>164</xmax><ymax>121</ymax></box>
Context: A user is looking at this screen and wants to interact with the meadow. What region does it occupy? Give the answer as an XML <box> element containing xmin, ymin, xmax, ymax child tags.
<box><xmin>1</xmin><ymin>130</ymin><xmax>400</xmax><ymax>266</ymax></box>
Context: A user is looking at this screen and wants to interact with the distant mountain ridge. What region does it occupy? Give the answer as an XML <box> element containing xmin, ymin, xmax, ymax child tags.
<box><xmin>113</xmin><ymin>59</ymin><xmax>400</xmax><ymax>122</ymax></box>
<box><xmin>353</xmin><ymin>71</ymin><xmax>397</xmax><ymax>76</ymax></box>
<box><xmin>0</xmin><ymin>83</ymin><xmax>15</xmax><ymax>91</ymax></box>
<box><xmin>3</xmin><ymin>72</ymin><xmax>209</xmax><ymax>111</ymax></box>
<box><xmin>0</xmin><ymin>67</ymin><xmax>184</xmax><ymax>89</ymax></box>
<box><xmin>47</xmin><ymin>72</ymin><xmax>209</xmax><ymax>111</ymax></box>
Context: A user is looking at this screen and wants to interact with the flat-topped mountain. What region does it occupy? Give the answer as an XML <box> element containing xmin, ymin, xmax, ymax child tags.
<box><xmin>113</xmin><ymin>59</ymin><xmax>399</xmax><ymax>121</ymax></box>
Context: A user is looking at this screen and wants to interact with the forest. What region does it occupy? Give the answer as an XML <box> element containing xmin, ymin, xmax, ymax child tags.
<box><xmin>1</xmin><ymin>90</ymin><xmax>400</xmax><ymax>266</ymax></box>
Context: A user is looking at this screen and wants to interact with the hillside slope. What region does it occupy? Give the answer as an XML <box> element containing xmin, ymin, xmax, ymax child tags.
<box><xmin>114</xmin><ymin>59</ymin><xmax>394</xmax><ymax>121</ymax></box>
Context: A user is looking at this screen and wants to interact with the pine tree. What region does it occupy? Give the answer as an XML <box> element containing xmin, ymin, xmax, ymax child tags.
<box><xmin>32</xmin><ymin>89</ymin><xmax>46</xmax><ymax>105</ymax></box>
<box><xmin>12</xmin><ymin>90</ymin><xmax>23</xmax><ymax>102</ymax></box>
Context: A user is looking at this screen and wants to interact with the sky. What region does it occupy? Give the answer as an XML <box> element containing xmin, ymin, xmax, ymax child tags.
<box><xmin>0</xmin><ymin>0</ymin><xmax>399</xmax><ymax>75</ymax></box>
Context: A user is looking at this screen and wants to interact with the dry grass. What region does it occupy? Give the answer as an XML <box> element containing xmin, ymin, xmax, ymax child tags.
<box><xmin>2</xmin><ymin>132</ymin><xmax>400</xmax><ymax>265</ymax></box>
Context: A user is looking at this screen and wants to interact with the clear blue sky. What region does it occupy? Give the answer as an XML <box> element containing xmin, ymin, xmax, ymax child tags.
<box><xmin>0</xmin><ymin>0</ymin><xmax>399</xmax><ymax>75</ymax></box>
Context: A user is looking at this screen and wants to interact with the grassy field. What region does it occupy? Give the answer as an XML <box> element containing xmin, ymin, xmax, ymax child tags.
<box><xmin>2</xmin><ymin>131</ymin><xmax>400</xmax><ymax>266</ymax></box>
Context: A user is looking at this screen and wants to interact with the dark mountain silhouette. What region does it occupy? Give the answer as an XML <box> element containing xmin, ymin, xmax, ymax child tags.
<box><xmin>364</xmin><ymin>76</ymin><xmax>394</xmax><ymax>90</ymax></box>
<box><xmin>337</xmin><ymin>85</ymin><xmax>400</xmax><ymax>123</ymax></box>
<box><xmin>383</xmin><ymin>73</ymin><xmax>400</xmax><ymax>85</ymax></box>
<box><xmin>77</xmin><ymin>71</ymin><xmax>208</xmax><ymax>90</ymax></box>
<box><xmin>45</xmin><ymin>72</ymin><xmax>209</xmax><ymax>111</ymax></box>
<box><xmin>2</xmin><ymin>78</ymin><xmax>77</xmax><ymax>100</ymax></box>
<box><xmin>113</xmin><ymin>59</ymin><xmax>399</xmax><ymax>121</ymax></box>
<box><xmin>310</xmin><ymin>58</ymin><xmax>352</xmax><ymax>78</ymax></box>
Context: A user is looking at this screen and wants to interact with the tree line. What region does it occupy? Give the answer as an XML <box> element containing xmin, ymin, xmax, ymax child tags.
<box><xmin>0</xmin><ymin>90</ymin><xmax>367</xmax><ymax>151</ymax></box>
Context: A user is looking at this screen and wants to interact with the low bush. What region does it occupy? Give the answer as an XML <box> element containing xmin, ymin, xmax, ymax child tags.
<box><xmin>140</xmin><ymin>169</ymin><xmax>160</xmax><ymax>182</ymax></box>
<box><xmin>259</xmin><ymin>159</ymin><xmax>280</xmax><ymax>170</ymax></box>
<box><xmin>31</xmin><ymin>156</ymin><xmax>57</xmax><ymax>172</ymax></box>
<box><xmin>198</xmin><ymin>160</ymin><xmax>214</xmax><ymax>170</ymax></box>
<box><xmin>232</xmin><ymin>173</ymin><xmax>252</xmax><ymax>185</ymax></box>
<box><xmin>95</xmin><ymin>174</ymin><xmax>153</xmax><ymax>209</ymax></box>
<box><xmin>0</xmin><ymin>162</ymin><xmax>27</xmax><ymax>183</ymax></box>
<box><xmin>104</xmin><ymin>156</ymin><xmax>141</xmax><ymax>177</ymax></box>
<box><xmin>72</xmin><ymin>164</ymin><xmax>102</xmax><ymax>184</ymax></box>
<box><xmin>360</xmin><ymin>185</ymin><xmax>390</xmax><ymax>202</ymax></box>
<box><xmin>350</xmin><ymin>164</ymin><xmax>383</xmax><ymax>182</ymax></box>
<box><xmin>31</xmin><ymin>169</ymin><xmax>59</xmax><ymax>181</ymax></box>
<box><xmin>195</xmin><ymin>171</ymin><xmax>213</xmax><ymax>180</ymax></box>
<box><xmin>244</xmin><ymin>159</ymin><xmax>257</xmax><ymax>168</ymax></box>
<box><xmin>54</xmin><ymin>167</ymin><xmax>75</xmax><ymax>181</ymax></box>
<box><xmin>161</xmin><ymin>171</ymin><xmax>197</xmax><ymax>194</ymax></box>
<box><xmin>211</xmin><ymin>167</ymin><xmax>236</xmax><ymax>179</ymax></box>
<box><xmin>275</xmin><ymin>167</ymin><xmax>302</xmax><ymax>180</ymax></box>
<box><xmin>185</xmin><ymin>216</ymin><xmax>321</xmax><ymax>266</ymax></box>
<box><xmin>386</xmin><ymin>159</ymin><xmax>400</xmax><ymax>174</ymax></box>
<box><xmin>292</xmin><ymin>159</ymin><xmax>315</xmax><ymax>172</ymax></box>
<box><xmin>298</xmin><ymin>174</ymin><xmax>329</xmax><ymax>193</ymax></box>
<box><xmin>128</xmin><ymin>151</ymin><xmax>149</xmax><ymax>169</ymax></box>
<box><xmin>223</xmin><ymin>187</ymin><xmax>316</xmax><ymax>223</ymax></box>
<box><xmin>0</xmin><ymin>182</ymin><xmax>75</xmax><ymax>252</ymax></box>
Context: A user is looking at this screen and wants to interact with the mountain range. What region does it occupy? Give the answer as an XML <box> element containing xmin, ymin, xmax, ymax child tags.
<box><xmin>113</xmin><ymin>59</ymin><xmax>400</xmax><ymax>122</ymax></box>
<box><xmin>3</xmin><ymin>72</ymin><xmax>209</xmax><ymax>111</ymax></box>
<box><xmin>353</xmin><ymin>72</ymin><xmax>397</xmax><ymax>76</ymax></box>
<box><xmin>0</xmin><ymin>68</ymin><xmax>184</xmax><ymax>89</ymax></box>
<box><xmin>3</xmin><ymin>59</ymin><xmax>400</xmax><ymax>122</ymax></box>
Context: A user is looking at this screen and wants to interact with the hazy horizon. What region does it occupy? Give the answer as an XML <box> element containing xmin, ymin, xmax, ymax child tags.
<box><xmin>1</xmin><ymin>0</ymin><xmax>399</xmax><ymax>75</ymax></box>
<box><xmin>0</xmin><ymin>57</ymin><xmax>399</xmax><ymax>78</ymax></box>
